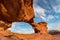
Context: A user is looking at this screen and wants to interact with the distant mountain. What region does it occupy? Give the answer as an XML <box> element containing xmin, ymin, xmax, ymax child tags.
<box><xmin>49</xmin><ymin>30</ymin><xmax>60</xmax><ymax>35</ymax></box>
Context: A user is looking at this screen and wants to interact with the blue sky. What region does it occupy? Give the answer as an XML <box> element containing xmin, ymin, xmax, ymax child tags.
<box><xmin>9</xmin><ymin>0</ymin><xmax>60</xmax><ymax>34</ymax></box>
<box><xmin>9</xmin><ymin>22</ymin><xmax>35</xmax><ymax>34</ymax></box>
<box><xmin>33</xmin><ymin>0</ymin><xmax>60</xmax><ymax>30</ymax></box>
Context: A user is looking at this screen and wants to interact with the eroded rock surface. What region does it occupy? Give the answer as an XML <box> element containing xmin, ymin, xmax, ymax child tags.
<box><xmin>0</xmin><ymin>30</ymin><xmax>53</xmax><ymax>40</ymax></box>
<box><xmin>0</xmin><ymin>0</ymin><xmax>34</xmax><ymax>23</ymax></box>
<box><xmin>0</xmin><ymin>0</ymin><xmax>54</xmax><ymax>40</ymax></box>
<box><xmin>0</xmin><ymin>21</ymin><xmax>11</xmax><ymax>30</ymax></box>
<box><xmin>0</xmin><ymin>21</ymin><xmax>54</xmax><ymax>40</ymax></box>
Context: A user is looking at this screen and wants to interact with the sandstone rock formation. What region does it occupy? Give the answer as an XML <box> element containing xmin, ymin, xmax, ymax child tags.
<box><xmin>0</xmin><ymin>0</ymin><xmax>54</xmax><ymax>40</ymax></box>
<box><xmin>0</xmin><ymin>0</ymin><xmax>34</xmax><ymax>29</ymax></box>
<box><xmin>0</xmin><ymin>0</ymin><xmax>34</xmax><ymax>23</ymax></box>
<box><xmin>0</xmin><ymin>21</ymin><xmax>11</xmax><ymax>30</ymax></box>
<box><xmin>0</xmin><ymin>29</ymin><xmax>53</xmax><ymax>40</ymax></box>
<box><xmin>0</xmin><ymin>20</ymin><xmax>54</xmax><ymax>40</ymax></box>
<box><xmin>36</xmin><ymin>22</ymin><xmax>48</xmax><ymax>34</ymax></box>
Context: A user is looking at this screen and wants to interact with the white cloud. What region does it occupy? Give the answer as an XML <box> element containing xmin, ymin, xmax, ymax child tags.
<box><xmin>33</xmin><ymin>0</ymin><xmax>60</xmax><ymax>22</ymax></box>
<box><xmin>33</xmin><ymin>4</ymin><xmax>47</xmax><ymax>21</ymax></box>
<box><xmin>53</xmin><ymin>5</ymin><xmax>60</xmax><ymax>13</ymax></box>
<box><xmin>40</xmin><ymin>16</ymin><xmax>46</xmax><ymax>21</ymax></box>
<box><xmin>33</xmin><ymin>5</ymin><xmax>56</xmax><ymax>22</ymax></box>
<box><xmin>55</xmin><ymin>16</ymin><xmax>59</xmax><ymax>18</ymax></box>
<box><xmin>33</xmin><ymin>5</ymin><xmax>46</xmax><ymax>16</ymax></box>
<box><xmin>48</xmin><ymin>23</ymin><xmax>60</xmax><ymax>30</ymax></box>
<box><xmin>47</xmin><ymin>15</ymin><xmax>55</xmax><ymax>21</ymax></box>
<box><xmin>33</xmin><ymin>4</ymin><xmax>60</xmax><ymax>22</ymax></box>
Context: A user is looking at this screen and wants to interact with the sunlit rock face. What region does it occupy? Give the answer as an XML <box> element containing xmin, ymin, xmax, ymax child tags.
<box><xmin>0</xmin><ymin>30</ymin><xmax>53</xmax><ymax>40</ymax></box>
<box><xmin>0</xmin><ymin>0</ymin><xmax>54</xmax><ymax>40</ymax></box>
<box><xmin>0</xmin><ymin>0</ymin><xmax>34</xmax><ymax>30</ymax></box>
<box><xmin>0</xmin><ymin>21</ymin><xmax>11</xmax><ymax>30</ymax></box>
<box><xmin>0</xmin><ymin>22</ymin><xmax>53</xmax><ymax>40</ymax></box>
<box><xmin>31</xmin><ymin>22</ymin><xmax>48</xmax><ymax>34</ymax></box>
<box><xmin>0</xmin><ymin>0</ymin><xmax>34</xmax><ymax>23</ymax></box>
<box><xmin>37</xmin><ymin>22</ymin><xmax>48</xmax><ymax>34</ymax></box>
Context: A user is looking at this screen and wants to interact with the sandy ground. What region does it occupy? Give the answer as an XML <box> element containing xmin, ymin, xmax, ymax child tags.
<box><xmin>49</xmin><ymin>30</ymin><xmax>60</xmax><ymax>40</ymax></box>
<box><xmin>53</xmin><ymin>34</ymin><xmax>60</xmax><ymax>40</ymax></box>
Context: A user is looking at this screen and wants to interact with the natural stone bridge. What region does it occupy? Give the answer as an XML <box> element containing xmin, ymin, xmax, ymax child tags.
<box><xmin>0</xmin><ymin>0</ymin><xmax>34</xmax><ymax>30</ymax></box>
<box><xmin>0</xmin><ymin>0</ymin><xmax>47</xmax><ymax>33</ymax></box>
<box><xmin>0</xmin><ymin>0</ymin><xmax>54</xmax><ymax>40</ymax></box>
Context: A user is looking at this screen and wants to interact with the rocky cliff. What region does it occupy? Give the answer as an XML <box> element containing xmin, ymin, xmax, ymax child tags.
<box><xmin>0</xmin><ymin>0</ymin><xmax>54</xmax><ymax>40</ymax></box>
<box><xmin>0</xmin><ymin>0</ymin><xmax>34</xmax><ymax>23</ymax></box>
